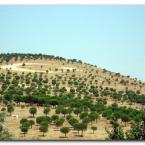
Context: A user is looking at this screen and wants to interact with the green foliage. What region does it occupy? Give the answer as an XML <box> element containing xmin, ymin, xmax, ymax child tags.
<box><xmin>55</xmin><ymin>106</ymin><xmax>63</xmax><ymax>114</ymax></box>
<box><xmin>55</xmin><ymin>118</ymin><xmax>65</xmax><ymax>127</ymax></box>
<box><xmin>0</xmin><ymin>112</ymin><xmax>5</xmax><ymax>123</ymax></box>
<box><xmin>66</xmin><ymin>115</ymin><xmax>73</xmax><ymax>121</ymax></box>
<box><xmin>4</xmin><ymin>93</ymin><xmax>13</xmax><ymax>102</ymax></box>
<box><xmin>74</xmin><ymin>122</ymin><xmax>87</xmax><ymax>136</ymax></box>
<box><xmin>82</xmin><ymin>117</ymin><xmax>90</xmax><ymax>124</ymax></box>
<box><xmin>106</xmin><ymin>124</ymin><xmax>125</xmax><ymax>140</ymax></box>
<box><xmin>39</xmin><ymin>123</ymin><xmax>48</xmax><ymax>136</ymax></box>
<box><xmin>121</xmin><ymin>114</ymin><xmax>130</xmax><ymax>126</ymax></box>
<box><xmin>91</xmin><ymin>126</ymin><xmax>97</xmax><ymax>134</ymax></box>
<box><xmin>0</xmin><ymin>124</ymin><xmax>3</xmax><ymax>132</ymax></box>
<box><xmin>36</xmin><ymin>116</ymin><xmax>51</xmax><ymax>125</ymax></box>
<box><xmin>112</xmin><ymin>103</ymin><xmax>118</xmax><ymax>112</ymax></box>
<box><xmin>61</xmin><ymin>108</ymin><xmax>68</xmax><ymax>117</ymax></box>
<box><xmin>68</xmin><ymin>117</ymin><xmax>79</xmax><ymax>127</ymax></box>
<box><xmin>51</xmin><ymin>115</ymin><xmax>59</xmax><ymax>122</ymax></box>
<box><xmin>73</xmin><ymin>108</ymin><xmax>82</xmax><ymax>116</ymax></box>
<box><xmin>60</xmin><ymin>127</ymin><xmax>70</xmax><ymax>137</ymax></box>
<box><xmin>7</xmin><ymin>104</ymin><xmax>14</xmax><ymax>115</ymax></box>
<box><xmin>20</xmin><ymin>118</ymin><xmax>28</xmax><ymax>124</ymax></box>
<box><xmin>88</xmin><ymin>112</ymin><xmax>99</xmax><ymax>122</ymax></box>
<box><xmin>29</xmin><ymin>106</ymin><xmax>37</xmax><ymax>117</ymax></box>
<box><xmin>80</xmin><ymin>112</ymin><xmax>88</xmax><ymax>120</ymax></box>
<box><xmin>0</xmin><ymin>128</ymin><xmax>12</xmax><ymax>140</ymax></box>
<box><xmin>126</xmin><ymin>122</ymin><xmax>145</xmax><ymax>140</ymax></box>
<box><xmin>20</xmin><ymin>126</ymin><xmax>28</xmax><ymax>136</ymax></box>
<box><xmin>1</xmin><ymin>53</ymin><xmax>145</xmax><ymax>140</ymax></box>
<box><xmin>22</xmin><ymin>121</ymin><xmax>31</xmax><ymax>128</ymax></box>
<box><xmin>43</xmin><ymin>107</ymin><xmax>50</xmax><ymax>116</ymax></box>
<box><xmin>29</xmin><ymin>120</ymin><xmax>35</xmax><ymax>128</ymax></box>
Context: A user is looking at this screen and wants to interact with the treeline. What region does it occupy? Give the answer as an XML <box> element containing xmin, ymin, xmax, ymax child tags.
<box><xmin>111</xmin><ymin>90</ymin><xmax>145</xmax><ymax>105</ymax></box>
<box><xmin>0</xmin><ymin>53</ymin><xmax>83</xmax><ymax>64</ymax></box>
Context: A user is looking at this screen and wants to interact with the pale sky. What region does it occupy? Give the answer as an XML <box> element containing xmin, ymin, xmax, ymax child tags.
<box><xmin>0</xmin><ymin>5</ymin><xmax>145</xmax><ymax>81</ymax></box>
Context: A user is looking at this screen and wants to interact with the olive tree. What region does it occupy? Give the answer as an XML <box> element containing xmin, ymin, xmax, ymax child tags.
<box><xmin>43</xmin><ymin>107</ymin><xmax>50</xmax><ymax>116</ymax></box>
<box><xmin>7</xmin><ymin>104</ymin><xmax>14</xmax><ymax>115</ymax></box>
<box><xmin>39</xmin><ymin>123</ymin><xmax>48</xmax><ymax>136</ymax></box>
<box><xmin>29</xmin><ymin>106</ymin><xmax>37</xmax><ymax>117</ymax></box>
<box><xmin>60</xmin><ymin>127</ymin><xmax>70</xmax><ymax>137</ymax></box>
<box><xmin>29</xmin><ymin>120</ymin><xmax>35</xmax><ymax>128</ymax></box>
<box><xmin>91</xmin><ymin>126</ymin><xmax>97</xmax><ymax>134</ymax></box>
<box><xmin>20</xmin><ymin>126</ymin><xmax>28</xmax><ymax>137</ymax></box>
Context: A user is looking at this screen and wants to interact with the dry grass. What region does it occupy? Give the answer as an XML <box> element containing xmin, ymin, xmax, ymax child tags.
<box><xmin>0</xmin><ymin>58</ymin><xmax>145</xmax><ymax>140</ymax></box>
<box><xmin>2</xmin><ymin>105</ymin><xmax>110</xmax><ymax>140</ymax></box>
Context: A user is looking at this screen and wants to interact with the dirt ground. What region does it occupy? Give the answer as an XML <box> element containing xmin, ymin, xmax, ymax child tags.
<box><xmin>2</xmin><ymin>105</ymin><xmax>110</xmax><ymax>140</ymax></box>
<box><xmin>0</xmin><ymin>59</ymin><xmax>144</xmax><ymax>140</ymax></box>
<box><xmin>1</xmin><ymin>59</ymin><xmax>144</xmax><ymax>94</ymax></box>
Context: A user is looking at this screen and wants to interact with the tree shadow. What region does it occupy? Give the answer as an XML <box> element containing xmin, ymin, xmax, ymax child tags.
<box><xmin>74</xmin><ymin>134</ymin><xmax>83</xmax><ymax>137</ymax></box>
<box><xmin>28</xmin><ymin>116</ymin><xmax>34</xmax><ymax>118</ymax></box>
<box><xmin>19</xmin><ymin>133</ymin><xmax>25</xmax><ymax>137</ymax></box>
<box><xmin>38</xmin><ymin>134</ymin><xmax>46</xmax><ymax>137</ymax></box>
<box><xmin>59</xmin><ymin>136</ymin><xmax>68</xmax><ymax>138</ymax></box>
<box><xmin>53</xmin><ymin>128</ymin><xmax>60</xmax><ymax>131</ymax></box>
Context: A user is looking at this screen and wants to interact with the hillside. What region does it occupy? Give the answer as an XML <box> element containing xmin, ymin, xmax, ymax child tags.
<box><xmin>0</xmin><ymin>53</ymin><xmax>145</xmax><ymax>140</ymax></box>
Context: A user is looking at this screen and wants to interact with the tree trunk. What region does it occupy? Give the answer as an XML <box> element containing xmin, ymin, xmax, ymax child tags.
<box><xmin>78</xmin><ymin>130</ymin><xmax>79</xmax><ymax>135</ymax></box>
<box><xmin>81</xmin><ymin>130</ymin><xmax>83</xmax><ymax>137</ymax></box>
